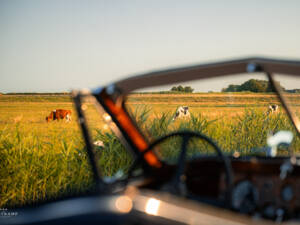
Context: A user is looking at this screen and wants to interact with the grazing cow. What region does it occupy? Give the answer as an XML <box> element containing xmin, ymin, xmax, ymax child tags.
<box><xmin>268</xmin><ymin>104</ymin><xmax>279</xmax><ymax>114</ymax></box>
<box><xmin>173</xmin><ymin>106</ymin><xmax>190</xmax><ymax>121</ymax></box>
<box><xmin>46</xmin><ymin>109</ymin><xmax>72</xmax><ymax>122</ymax></box>
<box><xmin>93</xmin><ymin>140</ymin><xmax>104</xmax><ymax>147</ymax></box>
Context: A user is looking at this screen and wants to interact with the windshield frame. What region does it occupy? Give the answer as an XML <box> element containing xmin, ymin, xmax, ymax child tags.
<box><xmin>76</xmin><ymin>57</ymin><xmax>300</xmax><ymax>169</ymax></box>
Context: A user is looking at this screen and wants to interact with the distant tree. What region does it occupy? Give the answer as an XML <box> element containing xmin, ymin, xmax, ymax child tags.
<box><xmin>177</xmin><ymin>85</ymin><xmax>184</xmax><ymax>92</ymax></box>
<box><xmin>222</xmin><ymin>79</ymin><xmax>285</xmax><ymax>93</ymax></box>
<box><xmin>170</xmin><ymin>85</ymin><xmax>194</xmax><ymax>93</ymax></box>
<box><xmin>184</xmin><ymin>86</ymin><xmax>194</xmax><ymax>93</ymax></box>
<box><xmin>222</xmin><ymin>84</ymin><xmax>241</xmax><ymax>92</ymax></box>
<box><xmin>239</xmin><ymin>79</ymin><xmax>268</xmax><ymax>92</ymax></box>
<box><xmin>171</xmin><ymin>86</ymin><xmax>178</xmax><ymax>91</ymax></box>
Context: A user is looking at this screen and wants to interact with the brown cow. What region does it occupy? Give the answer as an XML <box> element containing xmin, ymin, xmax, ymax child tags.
<box><xmin>46</xmin><ymin>109</ymin><xmax>72</xmax><ymax>122</ymax></box>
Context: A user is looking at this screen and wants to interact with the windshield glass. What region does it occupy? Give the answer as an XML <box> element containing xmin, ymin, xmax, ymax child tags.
<box><xmin>124</xmin><ymin>72</ymin><xmax>300</xmax><ymax>162</ymax></box>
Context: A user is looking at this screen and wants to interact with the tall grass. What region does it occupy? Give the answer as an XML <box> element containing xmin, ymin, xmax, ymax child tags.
<box><xmin>1</xmin><ymin>103</ymin><xmax>299</xmax><ymax>208</ymax></box>
<box><xmin>93</xmin><ymin>130</ymin><xmax>132</xmax><ymax>177</ymax></box>
<box><xmin>0</xmin><ymin>123</ymin><xmax>94</xmax><ymax>208</ymax></box>
<box><xmin>127</xmin><ymin>106</ymin><xmax>300</xmax><ymax>160</ymax></box>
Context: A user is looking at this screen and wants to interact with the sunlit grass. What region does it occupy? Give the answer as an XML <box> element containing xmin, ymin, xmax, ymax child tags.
<box><xmin>1</xmin><ymin>94</ymin><xmax>300</xmax><ymax>208</ymax></box>
<box><xmin>0</xmin><ymin>123</ymin><xmax>94</xmax><ymax>207</ymax></box>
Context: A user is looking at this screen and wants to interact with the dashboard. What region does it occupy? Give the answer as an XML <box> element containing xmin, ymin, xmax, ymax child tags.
<box><xmin>3</xmin><ymin>156</ymin><xmax>300</xmax><ymax>224</ymax></box>
<box><xmin>183</xmin><ymin>156</ymin><xmax>300</xmax><ymax>220</ymax></box>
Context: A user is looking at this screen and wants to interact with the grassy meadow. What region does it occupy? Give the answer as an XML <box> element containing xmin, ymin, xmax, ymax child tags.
<box><xmin>126</xmin><ymin>93</ymin><xmax>300</xmax><ymax>159</ymax></box>
<box><xmin>1</xmin><ymin>93</ymin><xmax>300</xmax><ymax>208</ymax></box>
<box><xmin>0</xmin><ymin>95</ymin><xmax>130</xmax><ymax>208</ymax></box>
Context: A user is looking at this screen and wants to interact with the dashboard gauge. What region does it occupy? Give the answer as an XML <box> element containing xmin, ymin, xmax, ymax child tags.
<box><xmin>263</xmin><ymin>204</ymin><xmax>276</xmax><ymax>219</ymax></box>
<box><xmin>281</xmin><ymin>185</ymin><xmax>294</xmax><ymax>202</ymax></box>
<box><xmin>232</xmin><ymin>180</ymin><xmax>259</xmax><ymax>214</ymax></box>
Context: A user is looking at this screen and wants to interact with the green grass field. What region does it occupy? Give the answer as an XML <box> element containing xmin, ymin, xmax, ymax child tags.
<box><xmin>1</xmin><ymin>93</ymin><xmax>300</xmax><ymax>208</ymax></box>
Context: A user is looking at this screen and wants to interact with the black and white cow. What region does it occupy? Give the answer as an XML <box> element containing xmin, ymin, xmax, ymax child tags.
<box><xmin>173</xmin><ymin>106</ymin><xmax>190</xmax><ymax>121</ymax></box>
<box><xmin>268</xmin><ymin>104</ymin><xmax>279</xmax><ymax>114</ymax></box>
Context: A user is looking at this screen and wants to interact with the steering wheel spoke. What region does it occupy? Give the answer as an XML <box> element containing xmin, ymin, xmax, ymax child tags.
<box><xmin>169</xmin><ymin>133</ymin><xmax>191</xmax><ymax>195</ymax></box>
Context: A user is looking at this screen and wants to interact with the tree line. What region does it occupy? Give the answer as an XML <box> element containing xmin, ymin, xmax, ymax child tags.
<box><xmin>221</xmin><ymin>79</ymin><xmax>300</xmax><ymax>93</ymax></box>
<box><xmin>222</xmin><ymin>79</ymin><xmax>276</xmax><ymax>92</ymax></box>
<box><xmin>170</xmin><ymin>85</ymin><xmax>194</xmax><ymax>93</ymax></box>
<box><xmin>170</xmin><ymin>79</ymin><xmax>299</xmax><ymax>93</ymax></box>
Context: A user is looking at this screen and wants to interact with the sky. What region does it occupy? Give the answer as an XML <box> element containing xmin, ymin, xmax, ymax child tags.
<box><xmin>1</xmin><ymin>0</ymin><xmax>300</xmax><ymax>93</ymax></box>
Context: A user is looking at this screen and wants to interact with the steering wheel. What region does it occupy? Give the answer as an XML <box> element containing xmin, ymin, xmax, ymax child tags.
<box><xmin>127</xmin><ymin>130</ymin><xmax>234</xmax><ymax>207</ymax></box>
